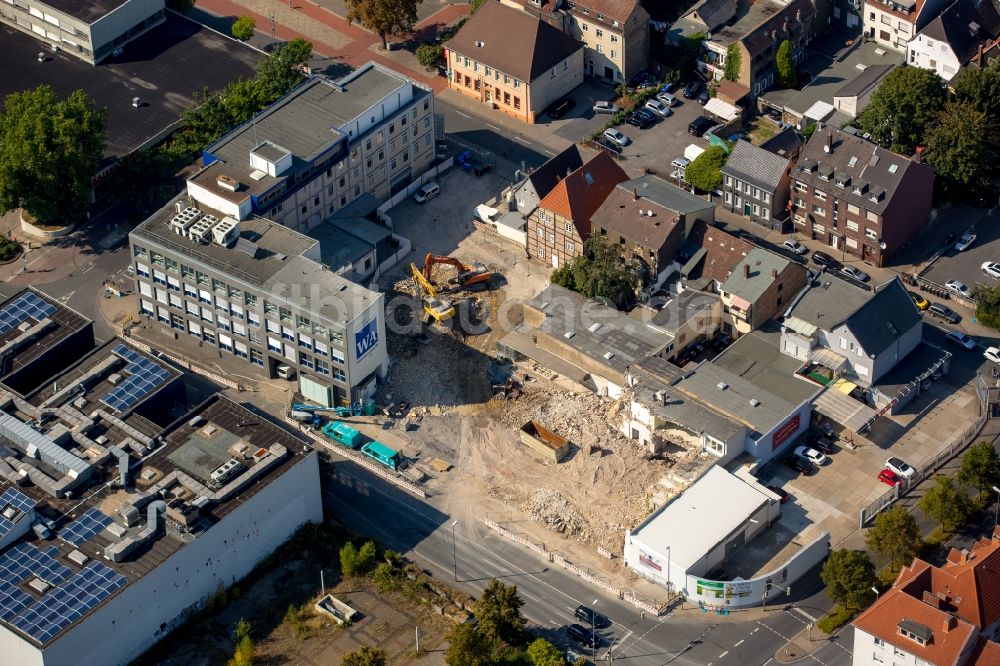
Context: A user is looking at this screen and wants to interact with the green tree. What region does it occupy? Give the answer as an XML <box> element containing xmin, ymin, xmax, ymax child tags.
<box><xmin>925</xmin><ymin>101</ymin><xmax>999</xmax><ymax>195</ymax></box>
<box><xmin>974</xmin><ymin>282</ymin><xmax>1000</xmax><ymax>329</ymax></box>
<box><xmin>231</xmin><ymin>15</ymin><xmax>256</xmax><ymax>41</ymax></box>
<box><xmin>345</xmin><ymin>0</ymin><xmax>423</xmax><ymax>50</ymax></box>
<box><xmin>821</xmin><ymin>549</ymin><xmax>877</xmax><ymax>612</ymax></box>
<box><xmin>865</xmin><ymin>506</ymin><xmax>921</xmax><ymax>570</ymax></box>
<box><xmin>919</xmin><ymin>475</ymin><xmax>971</xmax><ymax>532</ymax></box>
<box><xmin>0</xmin><ymin>86</ymin><xmax>107</xmax><ymax>226</ymax></box>
<box><xmin>526</xmin><ymin>637</ymin><xmax>565</xmax><ymax>665</ymax></box>
<box><xmin>476</xmin><ymin>578</ymin><xmax>526</xmax><ymax>646</ymax></box>
<box><xmin>684</xmin><ymin>145</ymin><xmax>728</xmax><ymax>193</ymax></box>
<box><xmin>471</xmin><ymin>0</ymin><xmax>487</xmax><ymax>10</ymax></box>
<box><xmin>228</xmin><ymin>618</ymin><xmax>254</xmax><ymax>666</ymax></box>
<box><xmin>340</xmin><ymin>542</ymin><xmax>360</xmax><ymax>575</ymax></box>
<box><xmin>724</xmin><ymin>43</ymin><xmax>741</xmax><ymax>82</ymax></box>
<box><xmin>343</xmin><ymin>646</ymin><xmax>387</xmax><ymax>666</ymax></box>
<box><xmin>775</xmin><ymin>39</ymin><xmax>797</xmax><ymax>88</ymax></box>
<box><xmin>255</xmin><ymin>38</ymin><xmax>313</xmax><ymax>102</ymax></box>
<box><xmin>953</xmin><ymin>58</ymin><xmax>1000</xmax><ymax>122</ymax></box>
<box><xmin>958</xmin><ymin>441</ymin><xmax>1000</xmax><ymax>498</ymax></box>
<box><xmin>550</xmin><ymin>235</ymin><xmax>642</xmax><ymax>308</ymax></box>
<box><xmin>857</xmin><ymin>66</ymin><xmax>946</xmax><ymax>154</ymax></box>
<box><xmin>415</xmin><ymin>43</ymin><xmax>444</xmax><ymax>69</ymax></box>
<box><xmin>445</xmin><ymin>622</ymin><xmax>494</xmax><ymax>666</ymax></box>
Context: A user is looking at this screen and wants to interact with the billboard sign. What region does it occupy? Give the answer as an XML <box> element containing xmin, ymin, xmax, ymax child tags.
<box><xmin>355</xmin><ymin>317</ymin><xmax>379</xmax><ymax>361</ymax></box>
<box><xmin>638</xmin><ymin>550</ymin><xmax>662</xmax><ymax>572</ymax></box>
<box><xmin>771</xmin><ymin>413</ymin><xmax>801</xmax><ymax>450</ymax></box>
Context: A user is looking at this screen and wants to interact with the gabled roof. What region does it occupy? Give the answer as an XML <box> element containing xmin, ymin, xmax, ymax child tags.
<box><xmin>538</xmin><ymin>151</ymin><xmax>629</xmax><ymax>225</ymax></box>
<box><xmin>742</xmin><ymin>0</ymin><xmax>817</xmax><ymax>57</ymax></box>
<box><xmin>720</xmin><ymin>248</ymin><xmax>795</xmax><ymax>303</ymax></box>
<box><xmin>683</xmin><ymin>220</ymin><xmax>755</xmax><ymax>285</ymax></box>
<box><xmin>920</xmin><ymin>0</ymin><xmax>1000</xmax><ymax>66</ymax></box>
<box><xmin>760</xmin><ymin>127</ymin><xmax>803</xmax><ymax>159</ymax></box>
<box><xmin>525</xmin><ymin>145</ymin><xmax>585</xmax><ymax>201</ymax></box>
<box><xmin>448</xmin><ymin>1</ymin><xmax>584</xmax><ymax>81</ymax></box>
<box><xmin>572</xmin><ymin>0</ymin><xmax>646</xmax><ymax>25</ymax></box>
<box><xmin>722</xmin><ymin>140</ymin><xmax>791</xmax><ymax>192</ymax></box>
<box><xmin>590</xmin><ymin>188</ymin><xmax>680</xmax><ymax>250</ymax></box>
<box><xmin>843</xmin><ymin>278</ymin><xmax>922</xmax><ymax>355</ymax></box>
<box><xmin>833</xmin><ymin>64</ymin><xmax>894</xmax><ymax>99</ymax></box>
<box><xmin>683</xmin><ymin>0</ymin><xmax>739</xmax><ymax>32</ymax></box>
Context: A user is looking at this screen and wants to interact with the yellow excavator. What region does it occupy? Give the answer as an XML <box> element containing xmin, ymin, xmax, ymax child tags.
<box><xmin>410</xmin><ymin>262</ymin><xmax>456</xmax><ymax>322</ymax></box>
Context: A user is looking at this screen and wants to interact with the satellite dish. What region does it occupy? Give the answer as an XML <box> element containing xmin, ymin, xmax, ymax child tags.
<box><xmin>879</xmin><ymin>240</ymin><xmax>887</xmax><ymax>250</ymax></box>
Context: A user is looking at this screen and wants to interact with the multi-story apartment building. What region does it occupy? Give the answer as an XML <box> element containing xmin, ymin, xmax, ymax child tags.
<box><xmin>673</xmin><ymin>0</ymin><xmax>817</xmax><ymax>96</ymax></box>
<box><xmin>130</xmin><ymin>196</ymin><xmax>388</xmax><ymax>407</ymax></box>
<box><xmin>906</xmin><ymin>0</ymin><xmax>1000</xmax><ymax>81</ymax></box>
<box><xmin>187</xmin><ymin>62</ymin><xmax>434</xmax><ymax>234</ymax></box>
<box><xmin>527</xmin><ymin>151</ymin><xmax>627</xmax><ymax>268</ymax></box>
<box><xmin>864</xmin><ymin>0</ymin><xmax>951</xmax><ymax>51</ymax></box>
<box><xmin>446</xmin><ymin>1</ymin><xmax>584</xmax><ymax>123</ymax></box>
<box><xmin>499</xmin><ymin>0</ymin><xmax>650</xmax><ymax>83</ymax></box>
<box><xmin>0</xmin><ymin>0</ymin><xmax>165</xmax><ymax>63</ymax></box>
<box><xmin>722</xmin><ymin>139</ymin><xmax>793</xmax><ymax>230</ymax></box>
<box><xmin>789</xmin><ymin>126</ymin><xmax>934</xmax><ymax>266</ymax></box>
<box><xmin>718</xmin><ymin>248</ymin><xmax>806</xmax><ymax>336</ymax></box>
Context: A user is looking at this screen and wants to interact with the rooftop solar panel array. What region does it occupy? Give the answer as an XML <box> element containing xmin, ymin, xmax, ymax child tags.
<box><xmin>0</xmin><ymin>487</ymin><xmax>38</xmax><ymax>543</ymax></box>
<box><xmin>0</xmin><ymin>543</ymin><xmax>73</xmax><ymax>621</ymax></box>
<box><xmin>11</xmin><ymin>561</ymin><xmax>128</xmax><ymax>644</ymax></box>
<box><xmin>100</xmin><ymin>344</ymin><xmax>171</xmax><ymax>412</ymax></box>
<box><xmin>57</xmin><ymin>508</ymin><xmax>114</xmax><ymax>547</ymax></box>
<box><xmin>0</xmin><ymin>292</ymin><xmax>56</xmax><ymax>336</ymax></box>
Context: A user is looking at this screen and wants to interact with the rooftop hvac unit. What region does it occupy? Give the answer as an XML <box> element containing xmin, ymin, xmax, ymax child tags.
<box><xmin>170</xmin><ymin>207</ymin><xmax>202</xmax><ymax>236</ymax></box>
<box><xmin>212</xmin><ymin>217</ymin><xmax>240</xmax><ymax>247</ymax></box>
<box><xmin>187</xmin><ymin>214</ymin><xmax>219</xmax><ymax>243</ymax></box>
<box><xmin>209</xmin><ymin>458</ymin><xmax>243</xmax><ymax>486</ymax></box>
<box><xmin>216</xmin><ymin>174</ymin><xmax>240</xmax><ymax>192</ymax></box>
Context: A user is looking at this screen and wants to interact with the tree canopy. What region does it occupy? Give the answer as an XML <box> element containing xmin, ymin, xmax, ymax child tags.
<box><xmin>821</xmin><ymin>549</ymin><xmax>877</xmax><ymax>612</ymax></box>
<box><xmin>255</xmin><ymin>38</ymin><xmax>314</xmax><ymax>101</ymax></box>
<box><xmin>953</xmin><ymin>58</ymin><xmax>1000</xmax><ymax>122</ymax></box>
<box><xmin>775</xmin><ymin>40</ymin><xmax>797</xmax><ymax>88</ymax></box>
<box><xmin>231</xmin><ymin>15</ymin><xmax>256</xmax><ymax>41</ymax></box>
<box><xmin>0</xmin><ymin>86</ymin><xmax>107</xmax><ymax>226</ymax></box>
<box><xmin>924</xmin><ymin>101</ymin><xmax>999</xmax><ymax>194</ymax></box>
<box><xmin>857</xmin><ymin>66</ymin><xmax>946</xmax><ymax>155</ymax></box>
<box><xmin>974</xmin><ymin>281</ymin><xmax>1000</xmax><ymax>330</ymax></box>
<box><xmin>445</xmin><ymin>622</ymin><xmax>495</xmax><ymax>666</ymax></box>
<box><xmin>345</xmin><ymin>0</ymin><xmax>423</xmax><ymax>50</ymax></box>
<box><xmin>865</xmin><ymin>505</ymin><xmax>921</xmax><ymax>571</ymax></box>
<box><xmin>476</xmin><ymin>578</ymin><xmax>526</xmax><ymax>646</ymax></box>
<box><xmin>526</xmin><ymin>638</ymin><xmax>565</xmax><ymax>666</ymax></box>
<box><xmin>684</xmin><ymin>144</ymin><xmax>728</xmax><ymax>193</ymax></box>
<box><xmin>958</xmin><ymin>441</ymin><xmax>1000</xmax><ymax>498</ymax></box>
<box><xmin>919</xmin><ymin>475</ymin><xmax>971</xmax><ymax>532</ymax></box>
<box><xmin>724</xmin><ymin>44</ymin><xmax>741</xmax><ymax>82</ymax></box>
<box><xmin>550</xmin><ymin>235</ymin><xmax>642</xmax><ymax>309</ymax></box>
<box><xmin>343</xmin><ymin>647</ymin><xmax>387</xmax><ymax>666</ymax></box>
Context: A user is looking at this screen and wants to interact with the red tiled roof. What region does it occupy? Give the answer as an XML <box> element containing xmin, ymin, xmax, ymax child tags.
<box><xmin>931</xmin><ymin>535</ymin><xmax>1000</xmax><ymax>629</ymax></box>
<box><xmin>687</xmin><ymin>220</ymin><xmax>755</xmax><ymax>284</ymax></box>
<box><xmin>970</xmin><ymin>638</ymin><xmax>1000</xmax><ymax>665</ymax></box>
<box><xmin>571</xmin><ymin>0</ymin><xmax>644</xmax><ymax>24</ymax></box>
<box><xmin>538</xmin><ymin>152</ymin><xmax>628</xmax><ymax>234</ymax></box>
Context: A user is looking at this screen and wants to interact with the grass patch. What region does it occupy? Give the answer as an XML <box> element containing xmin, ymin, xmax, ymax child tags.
<box><xmin>816</xmin><ymin>606</ymin><xmax>856</xmax><ymax>634</ymax></box>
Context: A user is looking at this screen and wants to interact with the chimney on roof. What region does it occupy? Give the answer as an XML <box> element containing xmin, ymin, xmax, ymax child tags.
<box><xmin>744</xmin><ymin>264</ymin><xmax>751</xmax><ymax>278</ymax></box>
<box><xmin>922</xmin><ymin>591</ymin><xmax>943</xmax><ymax>608</ymax></box>
<box><xmin>824</xmin><ymin>132</ymin><xmax>833</xmax><ymax>154</ymax></box>
<box><xmin>943</xmin><ymin>615</ymin><xmax>958</xmax><ymax>632</ymax></box>
<box><xmin>772</xmin><ymin>268</ymin><xmax>778</xmax><ymax>278</ymax></box>
<box><xmin>634</xmin><ymin>189</ymin><xmax>638</xmax><ymax>201</ymax></box>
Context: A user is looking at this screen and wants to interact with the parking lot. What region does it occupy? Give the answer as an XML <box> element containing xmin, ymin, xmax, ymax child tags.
<box><xmin>922</xmin><ymin>219</ymin><xmax>1000</xmax><ymax>305</ymax></box>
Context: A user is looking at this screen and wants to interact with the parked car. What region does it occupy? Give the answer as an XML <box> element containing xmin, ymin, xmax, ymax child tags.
<box><xmin>566</xmin><ymin>623</ymin><xmax>602</xmax><ymax>648</ymax></box>
<box><xmin>982</xmin><ymin>262</ymin><xmax>1000</xmax><ymax>279</ymax></box>
<box><xmin>909</xmin><ymin>291</ymin><xmax>930</xmax><ymax>310</ymax></box>
<box><xmin>575</xmin><ymin>605</ymin><xmax>611</xmax><ymax>628</ymax></box>
<box><xmin>840</xmin><ymin>265</ymin><xmax>870</xmax><ymax>282</ymax></box>
<box><xmin>804</xmin><ymin>432</ymin><xmax>836</xmax><ymax>455</ymax></box>
<box><xmin>945</xmin><ymin>279</ymin><xmax>971</xmax><ymax>299</ymax></box>
<box><xmin>784</xmin><ymin>455</ymin><xmax>815</xmax><ymax>475</ymax></box>
<box><xmin>683</xmin><ymin>81</ymin><xmax>703</xmax><ymax>98</ymax></box>
<box><xmin>766</xmin><ymin>485</ymin><xmax>790</xmax><ymax>503</ymax></box>
<box><xmin>413</xmin><ymin>182</ymin><xmax>440</xmax><ymax>203</ymax></box>
<box><xmin>593</xmin><ymin>100</ymin><xmax>620</xmax><ymax>114</ymax></box>
<box><xmin>928</xmin><ymin>303</ymin><xmax>961</xmax><ymax>324</ymax></box>
<box><xmin>886</xmin><ymin>457</ymin><xmax>916</xmax><ymax>479</ymax></box>
<box><xmin>626</xmin><ymin>109</ymin><xmax>656</xmax><ymax>128</ymax></box>
<box><xmin>688</xmin><ymin>115</ymin><xmax>715</xmax><ymax>137</ymax></box>
<box><xmin>794</xmin><ymin>446</ymin><xmax>828</xmax><ymax>466</ymax></box>
<box><xmin>877</xmin><ymin>469</ymin><xmax>903</xmax><ymax>487</ymax></box>
<box><xmin>627</xmin><ymin>71</ymin><xmax>657</xmax><ymax>92</ymax></box>
<box><xmin>547</xmin><ymin>97</ymin><xmax>575</xmax><ymax>119</ymax></box>
<box><xmin>944</xmin><ymin>330</ymin><xmax>976</xmax><ymax>350</ymax></box>
<box><xmin>955</xmin><ymin>230</ymin><xmax>977</xmax><ymax>251</ymax></box>
<box><xmin>710</xmin><ymin>333</ymin><xmax>732</xmax><ymax>351</ymax></box>
<box><xmin>697</xmin><ymin>90</ymin><xmax>710</xmax><ymax>105</ymax></box>
<box><xmin>811</xmin><ymin>250</ymin><xmax>837</xmax><ymax>268</ymax></box>
<box><xmin>644</xmin><ymin>99</ymin><xmax>672</xmax><ymax>118</ymax></box>
<box><xmin>603</xmin><ymin>128</ymin><xmax>630</xmax><ymax>147</ymax></box>
<box><xmin>657</xmin><ymin>92</ymin><xmax>678</xmax><ymax>107</ymax></box>
<box><xmin>783</xmin><ymin>239</ymin><xmax>808</xmax><ymax>255</ymax></box>
<box><xmin>984</xmin><ymin>346</ymin><xmax>1000</xmax><ymax>364</ymax></box>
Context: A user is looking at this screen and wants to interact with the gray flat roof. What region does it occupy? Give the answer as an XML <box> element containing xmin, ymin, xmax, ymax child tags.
<box><xmin>632</xmin><ymin>365</ymin><xmax>745</xmax><ymax>441</ymax></box>
<box><xmin>43</xmin><ymin>0</ymin><xmax>130</xmax><ymax>24</ymax></box>
<box><xmin>640</xmin><ymin>290</ymin><xmax>720</xmax><ymax>335</ymax></box>
<box><xmin>712</xmin><ymin>327</ymin><xmax>820</xmax><ymax>405</ymax></box>
<box><xmin>623</xmin><ymin>174</ymin><xmax>714</xmax><ymax>215</ymax></box>
<box><xmin>264</xmin><ymin>256</ymin><xmax>382</xmax><ymax>323</ymax></box>
<box><xmin>131</xmin><ymin>196</ymin><xmax>318</xmax><ymax>287</ymax></box>
<box><xmin>0</xmin><ymin>15</ymin><xmax>258</xmax><ymax>164</ymax></box>
<box><xmin>308</xmin><ymin>220</ymin><xmax>377</xmax><ymax>274</ymax></box>
<box><xmin>676</xmin><ymin>361</ymin><xmax>798</xmax><ymax>435</ymax></box>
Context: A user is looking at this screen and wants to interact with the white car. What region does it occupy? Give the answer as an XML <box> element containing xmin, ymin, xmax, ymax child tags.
<box><xmin>885</xmin><ymin>456</ymin><xmax>916</xmax><ymax>479</ymax></box>
<box><xmin>983</xmin><ymin>262</ymin><xmax>1000</xmax><ymax>279</ymax></box>
<box><xmin>841</xmin><ymin>265</ymin><xmax>870</xmax><ymax>282</ymax></box>
<box><xmin>794</xmin><ymin>446</ymin><xmax>828</xmax><ymax>466</ymax></box>
<box><xmin>593</xmin><ymin>100</ymin><xmax>620</xmax><ymax>114</ymax></box>
<box><xmin>944</xmin><ymin>331</ymin><xmax>976</xmax><ymax>350</ymax></box>
<box><xmin>783</xmin><ymin>240</ymin><xmax>808</xmax><ymax>255</ymax></box>
<box><xmin>985</xmin><ymin>346</ymin><xmax>1000</xmax><ymax>364</ymax></box>
<box><xmin>603</xmin><ymin>128</ymin><xmax>630</xmax><ymax>147</ymax></box>
<box><xmin>945</xmin><ymin>279</ymin><xmax>971</xmax><ymax>299</ymax></box>
<box><xmin>644</xmin><ymin>99</ymin><xmax>672</xmax><ymax>118</ymax></box>
<box><xmin>955</xmin><ymin>231</ymin><xmax>977</xmax><ymax>251</ymax></box>
<box><xmin>656</xmin><ymin>92</ymin><xmax>678</xmax><ymax>107</ymax></box>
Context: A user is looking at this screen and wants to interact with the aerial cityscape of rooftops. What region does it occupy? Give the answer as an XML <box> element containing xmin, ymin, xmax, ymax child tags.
<box><xmin>0</xmin><ymin>0</ymin><xmax>999</xmax><ymax>663</ymax></box>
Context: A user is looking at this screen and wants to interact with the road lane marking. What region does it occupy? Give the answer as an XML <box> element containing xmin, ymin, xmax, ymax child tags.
<box><xmin>762</xmin><ymin>659</ymin><xmax>773</xmax><ymax>666</ymax></box>
<box><xmin>456</xmin><ymin>111</ymin><xmax>472</xmax><ymax>118</ymax></box>
<box><xmin>515</xmin><ymin>136</ymin><xmax>532</xmax><ymax>145</ymax></box>
<box><xmin>719</xmin><ymin>651</ymin><xmax>729</xmax><ymax>658</ymax></box>
<box><xmin>487</xmin><ymin>123</ymin><xmax>502</xmax><ymax>131</ymax></box>
<box><xmin>80</xmin><ymin>263</ymin><xmax>95</xmax><ymax>274</ymax></box>
<box><xmin>791</xmin><ymin>607</ymin><xmax>820</xmax><ymax>623</ymax></box>
<box><xmin>734</xmin><ymin>639</ymin><xmax>745</xmax><ymax>647</ymax></box>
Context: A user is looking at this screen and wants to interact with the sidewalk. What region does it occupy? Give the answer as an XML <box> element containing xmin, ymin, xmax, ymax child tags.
<box><xmin>0</xmin><ymin>211</ymin><xmax>105</xmax><ymax>287</ymax></box>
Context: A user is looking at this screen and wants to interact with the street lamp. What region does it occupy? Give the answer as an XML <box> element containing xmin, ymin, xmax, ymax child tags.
<box><xmin>591</xmin><ymin>599</ymin><xmax>599</xmax><ymax>662</ymax></box>
<box><xmin>762</xmin><ymin>582</ymin><xmax>790</xmax><ymax>611</ymax></box>
<box><xmin>451</xmin><ymin>520</ymin><xmax>459</xmax><ymax>582</ymax></box>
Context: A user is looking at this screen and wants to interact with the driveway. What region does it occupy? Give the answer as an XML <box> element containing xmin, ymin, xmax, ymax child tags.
<box><xmin>613</xmin><ymin>95</ymin><xmax>716</xmax><ymax>177</ymax></box>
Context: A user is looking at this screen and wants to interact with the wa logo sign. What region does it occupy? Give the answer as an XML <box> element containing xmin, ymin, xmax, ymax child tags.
<box><xmin>355</xmin><ymin>318</ymin><xmax>379</xmax><ymax>361</ymax></box>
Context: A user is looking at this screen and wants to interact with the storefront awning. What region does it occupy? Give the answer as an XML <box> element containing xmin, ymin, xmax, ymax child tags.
<box><xmin>833</xmin><ymin>378</ymin><xmax>857</xmax><ymax>395</ymax></box>
<box><xmin>813</xmin><ymin>385</ymin><xmax>877</xmax><ymax>432</ymax></box>
<box><xmin>704</xmin><ymin>98</ymin><xmax>741</xmax><ymax>122</ymax></box>
<box><xmin>730</xmin><ymin>295</ymin><xmax>752</xmax><ymax>310</ymax></box>
<box><xmin>811</xmin><ymin>347</ymin><xmax>848</xmax><ymax>372</ymax></box>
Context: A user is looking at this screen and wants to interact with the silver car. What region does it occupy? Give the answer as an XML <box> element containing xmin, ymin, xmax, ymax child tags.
<box><xmin>593</xmin><ymin>100</ymin><xmax>620</xmax><ymax>114</ymax></box>
<box><xmin>603</xmin><ymin>128</ymin><xmax>630</xmax><ymax>147</ymax></box>
<box><xmin>644</xmin><ymin>99</ymin><xmax>672</xmax><ymax>118</ymax></box>
<box><xmin>945</xmin><ymin>279</ymin><xmax>971</xmax><ymax>299</ymax></box>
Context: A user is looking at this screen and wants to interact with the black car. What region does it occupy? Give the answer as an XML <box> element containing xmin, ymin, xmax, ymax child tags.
<box><xmin>928</xmin><ymin>302</ymin><xmax>961</xmax><ymax>324</ymax></box>
<box><xmin>784</xmin><ymin>455</ymin><xmax>815</xmax><ymax>475</ymax></box>
<box><xmin>547</xmin><ymin>97</ymin><xmax>576</xmax><ymax>119</ymax></box>
<box><xmin>805</xmin><ymin>432</ymin><xmax>837</xmax><ymax>455</ymax></box>
<box><xmin>811</xmin><ymin>251</ymin><xmax>838</xmax><ymax>268</ymax></box>
<box><xmin>627</xmin><ymin>71</ymin><xmax>656</xmax><ymax>92</ymax></box>
<box><xmin>575</xmin><ymin>605</ymin><xmax>611</xmax><ymax>628</ymax></box>
<box><xmin>766</xmin><ymin>485</ymin><xmax>791</xmax><ymax>503</ymax></box>
<box><xmin>683</xmin><ymin>81</ymin><xmax>703</xmax><ymax>99</ymax></box>
<box><xmin>567</xmin><ymin>623</ymin><xmax>603</xmax><ymax>648</ymax></box>
<box><xmin>626</xmin><ymin>109</ymin><xmax>656</xmax><ymax>128</ymax></box>
<box><xmin>688</xmin><ymin>115</ymin><xmax>715</xmax><ymax>137</ymax></box>
<box><xmin>697</xmin><ymin>90</ymin><xmax>710</xmax><ymax>105</ymax></box>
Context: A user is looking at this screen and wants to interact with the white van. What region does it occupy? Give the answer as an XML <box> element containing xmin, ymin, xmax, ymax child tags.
<box><xmin>413</xmin><ymin>182</ymin><xmax>440</xmax><ymax>203</ymax></box>
<box><xmin>684</xmin><ymin>144</ymin><xmax>706</xmax><ymax>162</ymax></box>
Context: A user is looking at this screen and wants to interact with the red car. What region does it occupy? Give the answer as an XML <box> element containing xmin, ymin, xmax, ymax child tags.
<box><xmin>878</xmin><ymin>469</ymin><xmax>902</xmax><ymax>486</ymax></box>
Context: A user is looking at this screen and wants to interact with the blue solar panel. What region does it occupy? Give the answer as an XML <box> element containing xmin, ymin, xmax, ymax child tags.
<box><xmin>57</xmin><ymin>508</ymin><xmax>114</xmax><ymax>547</ymax></box>
<box><xmin>0</xmin><ymin>292</ymin><xmax>57</xmax><ymax>336</ymax></box>
<box><xmin>12</xmin><ymin>561</ymin><xmax>128</xmax><ymax>644</ymax></box>
<box><xmin>0</xmin><ymin>542</ymin><xmax>73</xmax><ymax>617</ymax></box>
<box><xmin>0</xmin><ymin>487</ymin><xmax>37</xmax><ymax>515</ymax></box>
<box><xmin>100</xmin><ymin>347</ymin><xmax>170</xmax><ymax>412</ymax></box>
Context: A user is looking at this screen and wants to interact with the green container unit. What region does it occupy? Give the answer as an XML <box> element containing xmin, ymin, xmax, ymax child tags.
<box><xmin>322</xmin><ymin>422</ymin><xmax>362</xmax><ymax>449</ymax></box>
<box><xmin>361</xmin><ymin>440</ymin><xmax>400</xmax><ymax>471</ymax></box>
